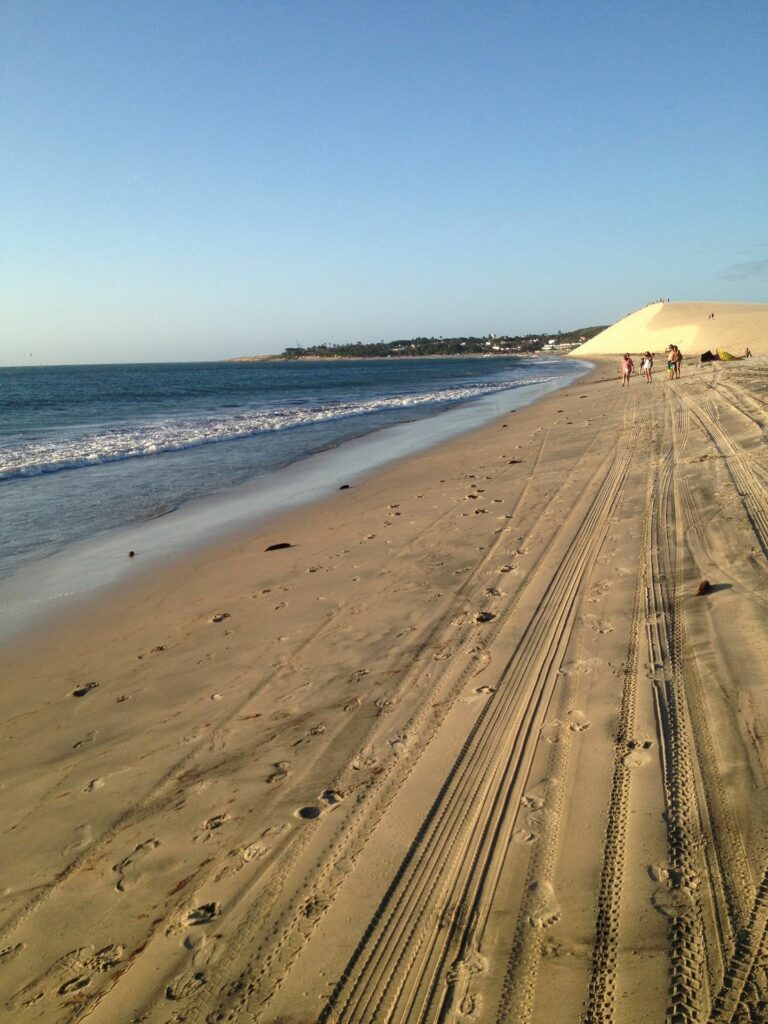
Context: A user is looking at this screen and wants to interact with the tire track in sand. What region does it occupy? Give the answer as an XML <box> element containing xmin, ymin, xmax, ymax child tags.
<box><xmin>158</xmin><ymin>413</ymin><xmax>624</xmax><ymax>1024</ymax></box>
<box><xmin>581</xmin><ymin>406</ymin><xmax>655</xmax><ymax>1024</ymax></box>
<box><xmin>313</xmin><ymin>415</ymin><xmax>635</xmax><ymax>1023</ymax></box>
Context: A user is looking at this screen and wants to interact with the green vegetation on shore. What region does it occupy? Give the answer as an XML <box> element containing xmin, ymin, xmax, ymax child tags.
<box><xmin>274</xmin><ymin>326</ymin><xmax>606</xmax><ymax>359</ymax></box>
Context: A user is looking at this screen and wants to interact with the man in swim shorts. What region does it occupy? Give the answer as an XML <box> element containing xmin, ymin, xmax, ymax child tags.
<box><xmin>666</xmin><ymin>346</ymin><xmax>676</xmax><ymax>380</ymax></box>
<box><xmin>620</xmin><ymin>353</ymin><xmax>634</xmax><ymax>387</ymax></box>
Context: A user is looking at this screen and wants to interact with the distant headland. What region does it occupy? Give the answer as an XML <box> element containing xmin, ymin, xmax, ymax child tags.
<box><xmin>229</xmin><ymin>324</ymin><xmax>607</xmax><ymax>362</ymax></box>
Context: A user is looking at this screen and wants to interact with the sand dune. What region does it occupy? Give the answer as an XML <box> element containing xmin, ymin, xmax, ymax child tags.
<box><xmin>1</xmin><ymin>358</ymin><xmax>768</xmax><ymax>1022</ymax></box>
<box><xmin>570</xmin><ymin>301</ymin><xmax>768</xmax><ymax>357</ymax></box>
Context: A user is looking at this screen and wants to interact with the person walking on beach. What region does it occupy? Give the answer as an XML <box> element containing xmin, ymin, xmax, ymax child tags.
<box><xmin>674</xmin><ymin>346</ymin><xmax>683</xmax><ymax>378</ymax></box>
<box><xmin>641</xmin><ymin>351</ymin><xmax>653</xmax><ymax>383</ymax></box>
<box><xmin>620</xmin><ymin>353</ymin><xmax>634</xmax><ymax>387</ymax></box>
<box><xmin>666</xmin><ymin>346</ymin><xmax>676</xmax><ymax>380</ymax></box>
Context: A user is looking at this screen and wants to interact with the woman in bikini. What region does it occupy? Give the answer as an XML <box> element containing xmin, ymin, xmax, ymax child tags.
<box><xmin>641</xmin><ymin>351</ymin><xmax>653</xmax><ymax>383</ymax></box>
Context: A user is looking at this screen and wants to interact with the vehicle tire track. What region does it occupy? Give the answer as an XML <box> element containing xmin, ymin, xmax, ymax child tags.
<box><xmin>315</xmin><ymin>421</ymin><xmax>635</xmax><ymax>1023</ymax></box>
<box><xmin>581</xmin><ymin>416</ymin><xmax>656</xmax><ymax>1024</ymax></box>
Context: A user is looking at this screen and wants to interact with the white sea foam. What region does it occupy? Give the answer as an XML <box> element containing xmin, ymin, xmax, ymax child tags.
<box><xmin>1</xmin><ymin>377</ymin><xmax>555</xmax><ymax>481</ymax></box>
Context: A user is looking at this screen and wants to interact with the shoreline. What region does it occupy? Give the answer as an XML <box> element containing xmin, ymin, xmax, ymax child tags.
<box><xmin>0</xmin><ymin>362</ymin><xmax>591</xmax><ymax>645</ymax></box>
<box><xmin>3</xmin><ymin>357</ymin><xmax>767</xmax><ymax>1022</ymax></box>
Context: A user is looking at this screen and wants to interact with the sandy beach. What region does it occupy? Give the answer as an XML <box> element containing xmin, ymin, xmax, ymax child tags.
<box><xmin>2</xmin><ymin>355</ymin><xmax>768</xmax><ymax>1023</ymax></box>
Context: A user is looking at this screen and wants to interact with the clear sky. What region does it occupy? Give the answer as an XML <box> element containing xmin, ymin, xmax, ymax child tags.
<box><xmin>2</xmin><ymin>1</ymin><xmax>767</xmax><ymax>365</ymax></box>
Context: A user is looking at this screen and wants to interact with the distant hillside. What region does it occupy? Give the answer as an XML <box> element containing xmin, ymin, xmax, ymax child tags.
<box><xmin>272</xmin><ymin>326</ymin><xmax>607</xmax><ymax>360</ymax></box>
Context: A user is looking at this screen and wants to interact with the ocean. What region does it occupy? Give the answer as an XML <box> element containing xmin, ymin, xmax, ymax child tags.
<box><xmin>0</xmin><ymin>356</ymin><xmax>589</xmax><ymax>632</ymax></box>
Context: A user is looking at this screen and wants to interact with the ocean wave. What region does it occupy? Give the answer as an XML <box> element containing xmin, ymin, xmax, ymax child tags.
<box><xmin>1</xmin><ymin>376</ymin><xmax>556</xmax><ymax>481</ymax></box>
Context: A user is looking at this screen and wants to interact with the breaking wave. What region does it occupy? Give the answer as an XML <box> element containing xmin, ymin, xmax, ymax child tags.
<box><xmin>1</xmin><ymin>375</ymin><xmax>556</xmax><ymax>481</ymax></box>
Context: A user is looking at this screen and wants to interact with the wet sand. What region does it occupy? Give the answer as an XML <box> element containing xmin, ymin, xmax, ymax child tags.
<box><xmin>2</xmin><ymin>357</ymin><xmax>767</xmax><ymax>1023</ymax></box>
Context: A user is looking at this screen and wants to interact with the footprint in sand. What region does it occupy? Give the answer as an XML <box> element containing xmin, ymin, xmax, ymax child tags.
<box><xmin>55</xmin><ymin>945</ymin><xmax>125</xmax><ymax>998</ymax></box>
<box><xmin>470</xmin><ymin>649</ymin><xmax>492</xmax><ymax>676</ymax></box>
<box><xmin>649</xmin><ymin>863</ymin><xmax>683</xmax><ymax>886</ymax></box>
<box><xmin>652</xmin><ymin>885</ymin><xmax>694</xmax><ymax>918</ymax></box>
<box><xmin>72</xmin><ymin>731</ymin><xmax>98</xmax><ymax>749</ymax></box>
<box><xmin>540</xmin><ymin>720</ymin><xmax>563</xmax><ymax>744</ymax></box>
<box><xmin>201</xmin><ymin>813</ymin><xmax>230</xmax><ymax>832</ymax></box>
<box><xmin>184</xmin><ymin>903</ymin><xmax>220</xmax><ymax>926</ymax></box>
<box><xmin>527</xmin><ymin>880</ymin><xmax>561</xmax><ymax>928</ymax></box>
<box><xmin>566</xmin><ymin>709</ymin><xmax>591</xmax><ymax>732</ymax></box>
<box><xmin>0</xmin><ymin>943</ymin><xmax>25</xmax><ymax>967</ymax></box>
<box><xmin>262</xmin><ymin>823</ymin><xmax>291</xmax><ymax>841</ymax></box>
<box><xmin>113</xmin><ymin>838</ymin><xmax>161</xmax><ymax>892</ymax></box>
<box><xmin>447</xmin><ymin>950</ymin><xmax>487</xmax><ymax>983</ymax></box>
<box><xmin>267</xmin><ymin>762</ymin><xmax>290</xmax><ymax>784</ymax></box>
<box><xmin>352</xmin><ymin>750</ymin><xmax>378</xmax><ymax>771</ymax></box>
<box><xmin>12</xmin><ymin>944</ymin><xmax>126</xmax><ymax>1007</ymax></box>
<box><xmin>458</xmin><ymin>993</ymin><xmax>482</xmax><ymax>1019</ymax></box>
<box><xmin>623</xmin><ymin>737</ymin><xmax>654</xmax><ymax>766</ymax></box>
<box><xmin>320</xmin><ymin>789</ymin><xmax>344</xmax><ymax>806</ymax></box>
<box><xmin>63</xmin><ymin>824</ymin><xmax>93</xmax><ymax>857</ymax></box>
<box><xmin>165</xmin><ymin>952</ymin><xmax>211</xmax><ymax>1001</ymax></box>
<box><xmin>584</xmin><ymin>615</ymin><xmax>615</xmax><ymax>634</ymax></box>
<box><xmin>522</xmin><ymin>778</ymin><xmax>557</xmax><ymax>810</ymax></box>
<box><xmin>240</xmin><ymin>841</ymin><xmax>270</xmax><ymax>862</ymax></box>
<box><xmin>389</xmin><ymin>734</ymin><xmax>408</xmax><ymax>756</ymax></box>
<box><xmin>343</xmin><ymin>697</ymin><xmax>361</xmax><ymax>711</ymax></box>
<box><xmin>215</xmin><ymin>839</ymin><xmax>272</xmax><ymax>880</ymax></box>
<box><xmin>375</xmin><ymin>697</ymin><xmax>395</xmax><ymax>714</ymax></box>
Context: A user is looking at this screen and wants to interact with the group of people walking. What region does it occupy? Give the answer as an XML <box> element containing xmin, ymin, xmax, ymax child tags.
<box><xmin>620</xmin><ymin>345</ymin><xmax>682</xmax><ymax>386</ymax></box>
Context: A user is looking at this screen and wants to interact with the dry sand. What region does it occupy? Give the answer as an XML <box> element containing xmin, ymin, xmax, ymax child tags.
<box><xmin>2</xmin><ymin>356</ymin><xmax>768</xmax><ymax>1023</ymax></box>
<box><xmin>571</xmin><ymin>301</ymin><xmax>768</xmax><ymax>358</ymax></box>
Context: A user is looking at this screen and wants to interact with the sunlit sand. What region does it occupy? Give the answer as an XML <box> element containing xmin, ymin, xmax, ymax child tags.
<box><xmin>2</xmin><ymin>350</ymin><xmax>767</xmax><ymax>1022</ymax></box>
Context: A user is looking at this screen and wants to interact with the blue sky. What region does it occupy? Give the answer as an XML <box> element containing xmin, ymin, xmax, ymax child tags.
<box><xmin>2</xmin><ymin>1</ymin><xmax>767</xmax><ymax>364</ymax></box>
